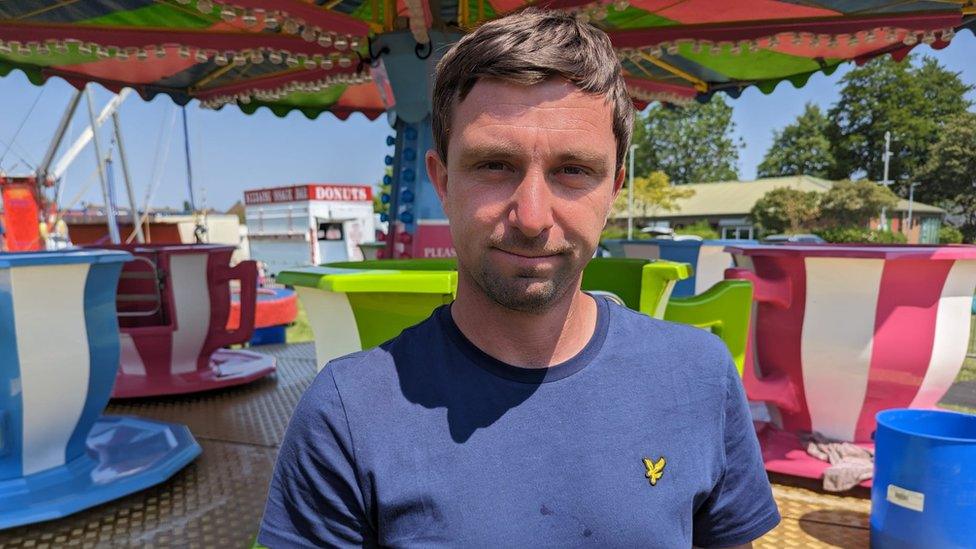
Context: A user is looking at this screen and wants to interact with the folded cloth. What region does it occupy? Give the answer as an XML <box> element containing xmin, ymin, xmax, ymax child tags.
<box><xmin>803</xmin><ymin>432</ymin><xmax>874</xmax><ymax>492</ymax></box>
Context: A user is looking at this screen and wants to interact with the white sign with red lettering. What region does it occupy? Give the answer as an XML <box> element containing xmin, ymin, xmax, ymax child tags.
<box><xmin>244</xmin><ymin>184</ymin><xmax>372</xmax><ymax>205</ymax></box>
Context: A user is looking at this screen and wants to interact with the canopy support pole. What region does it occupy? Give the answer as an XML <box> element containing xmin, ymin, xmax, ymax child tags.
<box><xmin>181</xmin><ymin>106</ymin><xmax>205</xmax><ymax>243</ymax></box>
<box><xmin>636</xmin><ymin>52</ymin><xmax>708</xmax><ymax>92</ymax></box>
<box><xmin>36</xmin><ymin>89</ymin><xmax>82</xmax><ymax>186</ymax></box>
<box><xmin>84</xmin><ymin>85</ymin><xmax>121</xmax><ymax>245</ymax></box>
<box><xmin>112</xmin><ymin>111</ymin><xmax>145</xmax><ymax>243</ymax></box>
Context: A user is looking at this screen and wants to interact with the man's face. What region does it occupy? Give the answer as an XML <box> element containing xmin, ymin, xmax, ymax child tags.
<box><xmin>427</xmin><ymin>78</ymin><xmax>624</xmax><ymax>313</ymax></box>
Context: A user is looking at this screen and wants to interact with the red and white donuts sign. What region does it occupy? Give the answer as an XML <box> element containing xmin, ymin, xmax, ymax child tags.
<box><xmin>245</xmin><ymin>184</ymin><xmax>372</xmax><ymax>205</ymax></box>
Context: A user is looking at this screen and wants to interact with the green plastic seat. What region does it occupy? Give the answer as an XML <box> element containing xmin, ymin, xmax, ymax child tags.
<box><xmin>664</xmin><ymin>280</ymin><xmax>753</xmax><ymax>376</ymax></box>
<box><xmin>277</xmin><ymin>258</ymin><xmax>691</xmax><ymax>370</ymax></box>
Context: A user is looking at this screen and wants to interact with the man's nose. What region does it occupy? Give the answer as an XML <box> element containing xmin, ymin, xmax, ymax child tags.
<box><xmin>509</xmin><ymin>169</ymin><xmax>554</xmax><ymax>238</ymax></box>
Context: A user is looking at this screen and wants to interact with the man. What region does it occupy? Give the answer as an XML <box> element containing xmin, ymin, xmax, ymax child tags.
<box><xmin>259</xmin><ymin>9</ymin><xmax>779</xmax><ymax>548</ymax></box>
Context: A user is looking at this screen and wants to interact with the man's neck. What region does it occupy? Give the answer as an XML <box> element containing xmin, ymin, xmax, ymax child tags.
<box><xmin>449</xmin><ymin>271</ymin><xmax>598</xmax><ymax>368</ymax></box>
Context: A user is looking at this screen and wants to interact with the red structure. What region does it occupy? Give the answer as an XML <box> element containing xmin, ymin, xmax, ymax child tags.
<box><xmin>0</xmin><ymin>176</ymin><xmax>43</xmax><ymax>251</ymax></box>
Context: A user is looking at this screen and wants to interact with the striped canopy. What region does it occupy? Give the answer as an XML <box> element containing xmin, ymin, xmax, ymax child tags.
<box><xmin>0</xmin><ymin>1</ymin><xmax>972</xmax><ymax>119</ymax></box>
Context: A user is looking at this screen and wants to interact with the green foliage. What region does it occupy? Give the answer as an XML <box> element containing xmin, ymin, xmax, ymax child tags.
<box><xmin>916</xmin><ymin>112</ymin><xmax>976</xmax><ymax>241</ymax></box>
<box><xmin>226</xmin><ymin>201</ymin><xmax>246</xmax><ymax>223</ymax></box>
<box><xmin>939</xmin><ymin>225</ymin><xmax>965</xmax><ymax>244</ymax></box>
<box><xmin>375</xmin><ymin>167</ymin><xmax>393</xmax><ymax>214</ymax></box>
<box><xmin>675</xmin><ymin>220</ymin><xmax>719</xmax><ymax>239</ymax></box>
<box><xmin>600</xmin><ymin>226</ymin><xmax>651</xmax><ymax>240</ymax></box>
<box><xmin>826</xmin><ymin>55</ymin><xmax>973</xmax><ymax>192</ymax></box>
<box><xmin>285</xmin><ymin>300</ymin><xmax>314</xmax><ymax>343</ymax></box>
<box><xmin>816</xmin><ymin>226</ymin><xmax>907</xmax><ymax>244</ymax></box>
<box><xmin>751</xmin><ymin>180</ymin><xmax>900</xmax><ymax>237</ymax></box>
<box><xmin>955</xmin><ymin>319</ymin><xmax>976</xmax><ymax>384</ymax></box>
<box><xmin>632</xmin><ymin>96</ymin><xmax>743</xmax><ymax>184</ymax></box>
<box><xmin>819</xmin><ymin>179</ymin><xmax>898</xmax><ymax>227</ymax></box>
<box><xmin>601</xmin><ymin>227</ymin><xmax>628</xmax><ymax>241</ymax></box>
<box><xmin>612</xmin><ymin>171</ymin><xmax>694</xmax><ymax>217</ymax></box>
<box><xmin>749</xmin><ymin>187</ymin><xmax>821</xmax><ymax>235</ymax></box>
<box><xmin>757</xmin><ymin>103</ymin><xmax>836</xmax><ymax>178</ymax></box>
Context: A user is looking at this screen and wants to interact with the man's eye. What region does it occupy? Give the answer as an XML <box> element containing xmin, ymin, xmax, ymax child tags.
<box><xmin>560</xmin><ymin>166</ymin><xmax>588</xmax><ymax>176</ymax></box>
<box><xmin>480</xmin><ymin>161</ymin><xmax>508</xmax><ymax>171</ymax></box>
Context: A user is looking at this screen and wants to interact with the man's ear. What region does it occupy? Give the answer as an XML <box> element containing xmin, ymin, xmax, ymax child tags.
<box><xmin>426</xmin><ymin>150</ymin><xmax>449</xmax><ymax>206</ymax></box>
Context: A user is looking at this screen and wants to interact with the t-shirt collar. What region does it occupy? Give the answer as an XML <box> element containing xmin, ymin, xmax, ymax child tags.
<box><xmin>437</xmin><ymin>293</ymin><xmax>610</xmax><ymax>384</ymax></box>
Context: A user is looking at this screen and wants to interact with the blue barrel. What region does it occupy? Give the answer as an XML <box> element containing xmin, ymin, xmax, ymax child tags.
<box><xmin>601</xmin><ymin>239</ymin><xmax>756</xmax><ymax>296</ymax></box>
<box><xmin>871</xmin><ymin>409</ymin><xmax>976</xmax><ymax>548</ymax></box>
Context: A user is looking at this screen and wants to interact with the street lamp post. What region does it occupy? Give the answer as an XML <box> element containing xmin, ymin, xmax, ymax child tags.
<box><xmin>880</xmin><ymin>131</ymin><xmax>893</xmax><ymax>231</ymax></box>
<box><xmin>627</xmin><ymin>144</ymin><xmax>637</xmax><ymax>240</ymax></box>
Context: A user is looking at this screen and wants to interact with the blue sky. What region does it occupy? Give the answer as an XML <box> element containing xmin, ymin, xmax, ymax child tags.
<box><xmin>0</xmin><ymin>33</ymin><xmax>973</xmax><ymax>212</ymax></box>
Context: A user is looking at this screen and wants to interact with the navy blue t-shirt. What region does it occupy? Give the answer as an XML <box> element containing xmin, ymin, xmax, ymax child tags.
<box><xmin>259</xmin><ymin>296</ymin><xmax>779</xmax><ymax>547</ymax></box>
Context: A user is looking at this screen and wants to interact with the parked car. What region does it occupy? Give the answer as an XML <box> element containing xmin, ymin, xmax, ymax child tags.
<box><xmin>761</xmin><ymin>233</ymin><xmax>826</xmax><ymax>244</ymax></box>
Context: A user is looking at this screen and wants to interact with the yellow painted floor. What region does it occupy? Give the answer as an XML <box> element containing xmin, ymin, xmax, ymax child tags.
<box><xmin>760</xmin><ymin>479</ymin><xmax>870</xmax><ymax>548</ymax></box>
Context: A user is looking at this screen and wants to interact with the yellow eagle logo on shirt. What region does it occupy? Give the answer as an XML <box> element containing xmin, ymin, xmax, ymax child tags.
<box><xmin>643</xmin><ymin>456</ymin><xmax>666</xmax><ymax>486</ymax></box>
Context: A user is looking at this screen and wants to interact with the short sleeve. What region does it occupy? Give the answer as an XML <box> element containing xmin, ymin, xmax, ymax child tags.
<box><xmin>692</xmin><ymin>359</ymin><xmax>780</xmax><ymax>547</ymax></box>
<box><xmin>258</xmin><ymin>365</ymin><xmax>373</xmax><ymax>548</ymax></box>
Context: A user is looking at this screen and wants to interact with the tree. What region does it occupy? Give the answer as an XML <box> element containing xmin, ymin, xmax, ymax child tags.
<box><xmin>675</xmin><ymin>220</ymin><xmax>719</xmax><ymax>240</ymax></box>
<box><xmin>819</xmin><ymin>179</ymin><xmax>898</xmax><ymax>227</ymax></box>
<box><xmin>939</xmin><ymin>225</ymin><xmax>964</xmax><ymax>244</ymax></box>
<box><xmin>749</xmin><ymin>187</ymin><xmax>821</xmax><ymax>235</ymax></box>
<box><xmin>631</xmin><ymin>96</ymin><xmax>742</xmax><ymax>185</ymax></box>
<box><xmin>757</xmin><ymin>103</ymin><xmax>836</xmax><ymax>178</ymax></box>
<box><xmin>916</xmin><ymin>112</ymin><xmax>976</xmax><ymax>241</ymax></box>
<box><xmin>816</xmin><ymin>226</ymin><xmax>907</xmax><ymax>244</ymax></box>
<box><xmin>226</xmin><ymin>200</ymin><xmax>246</xmax><ymax>223</ymax></box>
<box><xmin>612</xmin><ymin>170</ymin><xmax>695</xmax><ymax>218</ymax></box>
<box><xmin>826</xmin><ymin>55</ymin><xmax>973</xmax><ymax>193</ymax></box>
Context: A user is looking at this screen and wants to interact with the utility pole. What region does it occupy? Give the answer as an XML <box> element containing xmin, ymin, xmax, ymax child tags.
<box><xmin>627</xmin><ymin>144</ymin><xmax>637</xmax><ymax>240</ymax></box>
<box><xmin>880</xmin><ymin>131</ymin><xmax>893</xmax><ymax>231</ymax></box>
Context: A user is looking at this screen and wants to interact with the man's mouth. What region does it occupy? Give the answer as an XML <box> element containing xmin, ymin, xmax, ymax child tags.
<box><xmin>495</xmin><ymin>248</ymin><xmax>561</xmax><ymax>259</ymax></box>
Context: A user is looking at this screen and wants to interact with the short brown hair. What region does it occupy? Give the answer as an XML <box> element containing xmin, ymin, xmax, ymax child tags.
<box><xmin>431</xmin><ymin>8</ymin><xmax>634</xmax><ymax>172</ymax></box>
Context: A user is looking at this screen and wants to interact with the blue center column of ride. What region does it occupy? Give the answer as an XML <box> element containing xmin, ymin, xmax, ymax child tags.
<box><xmin>372</xmin><ymin>30</ymin><xmax>461</xmax><ymax>259</ymax></box>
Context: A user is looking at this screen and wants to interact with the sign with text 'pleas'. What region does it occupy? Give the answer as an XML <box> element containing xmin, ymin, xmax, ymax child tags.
<box><xmin>244</xmin><ymin>184</ymin><xmax>373</xmax><ymax>205</ymax></box>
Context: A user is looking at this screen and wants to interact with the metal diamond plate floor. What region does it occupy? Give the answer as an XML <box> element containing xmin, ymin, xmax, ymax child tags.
<box><xmin>0</xmin><ymin>342</ymin><xmax>872</xmax><ymax>548</ymax></box>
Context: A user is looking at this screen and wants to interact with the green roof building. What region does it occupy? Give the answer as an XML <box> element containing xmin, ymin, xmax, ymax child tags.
<box><xmin>611</xmin><ymin>176</ymin><xmax>944</xmax><ymax>244</ymax></box>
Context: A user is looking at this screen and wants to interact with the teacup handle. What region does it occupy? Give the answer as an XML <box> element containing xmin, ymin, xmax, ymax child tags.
<box><xmin>724</xmin><ymin>267</ymin><xmax>791</xmax><ymax>308</ymax></box>
<box><xmin>210</xmin><ymin>260</ymin><xmax>259</xmax><ymax>349</ymax></box>
<box><xmin>725</xmin><ymin>267</ymin><xmax>802</xmax><ymax>413</ymax></box>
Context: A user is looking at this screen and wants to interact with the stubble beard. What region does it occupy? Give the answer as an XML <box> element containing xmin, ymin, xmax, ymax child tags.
<box><xmin>466</xmin><ymin>242</ymin><xmax>581</xmax><ymax>314</ymax></box>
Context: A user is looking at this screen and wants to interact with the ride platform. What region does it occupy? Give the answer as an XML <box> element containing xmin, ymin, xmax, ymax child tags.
<box><xmin>0</xmin><ymin>342</ymin><xmax>872</xmax><ymax>547</ymax></box>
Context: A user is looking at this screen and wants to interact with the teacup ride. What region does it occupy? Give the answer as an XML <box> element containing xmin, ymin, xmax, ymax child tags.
<box><xmin>100</xmin><ymin>244</ymin><xmax>276</xmax><ymax>398</ymax></box>
<box><xmin>227</xmin><ymin>287</ymin><xmax>299</xmax><ymax>346</ymax></box>
<box><xmin>726</xmin><ymin>243</ymin><xmax>976</xmax><ymax>484</ymax></box>
<box><xmin>0</xmin><ymin>249</ymin><xmax>200</xmax><ymax>529</ymax></box>
<box><xmin>603</xmin><ymin>238</ymin><xmax>757</xmax><ymax>297</ymax></box>
<box><xmin>278</xmin><ymin>258</ymin><xmax>753</xmax><ymax>375</ymax></box>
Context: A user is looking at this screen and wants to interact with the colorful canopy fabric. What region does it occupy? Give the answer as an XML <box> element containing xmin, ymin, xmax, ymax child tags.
<box><xmin>0</xmin><ymin>1</ymin><xmax>972</xmax><ymax>118</ymax></box>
